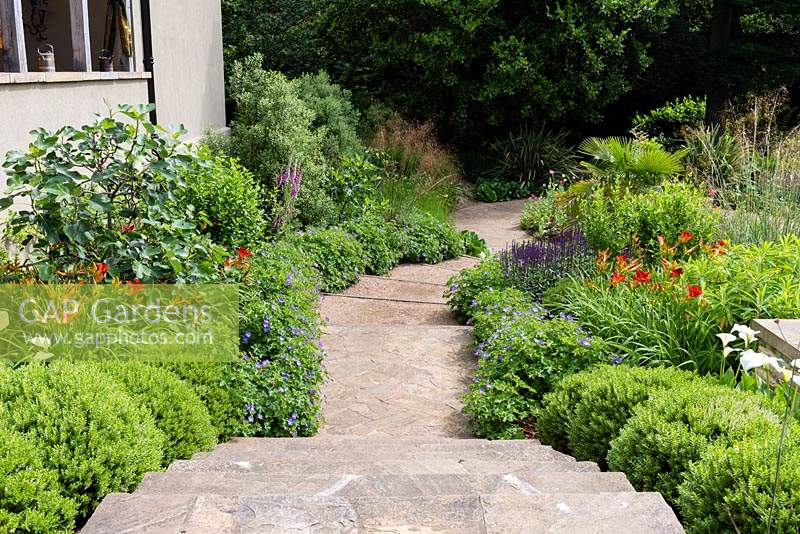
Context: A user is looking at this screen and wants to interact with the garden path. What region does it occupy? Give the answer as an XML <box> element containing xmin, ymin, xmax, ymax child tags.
<box><xmin>83</xmin><ymin>200</ymin><xmax>683</xmax><ymax>533</ymax></box>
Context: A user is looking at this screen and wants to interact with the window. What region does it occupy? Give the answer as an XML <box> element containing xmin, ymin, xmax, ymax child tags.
<box><xmin>0</xmin><ymin>0</ymin><xmax>134</xmax><ymax>74</ymax></box>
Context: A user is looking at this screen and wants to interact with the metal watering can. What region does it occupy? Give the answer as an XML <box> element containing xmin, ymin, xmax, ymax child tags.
<box><xmin>98</xmin><ymin>49</ymin><xmax>114</xmax><ymax>72</ymax></box>
<box><xmin>37</xmin><ymin>44</ymin><xmax>55</xmax><ymax>72</ymax></box>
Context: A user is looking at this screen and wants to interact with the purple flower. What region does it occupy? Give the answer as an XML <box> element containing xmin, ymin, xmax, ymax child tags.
<box><xmin>288</xmin><ymin>412</ymin><xmax>298</xmax><ymax>426</ymax></box>
<box><xmin>579</xmin><ymin>338</ymin><xmax>591</xmax><ymax>347</ymax></box>
<box><xmin>309</xmin><ymin>388</ymin><xmax>316</xmax><ymax>395</ymax></box>
<box><xmin>450</xmin><ymin>284</ymin><xmax>458</xmax><ymax>292</ymax></box>
<box><xmin>262</xmin><ymin>317</ymin><xmax>271</xmax><ymax>333</ymax></box>
<box><xmin>247</xmin><ymin>403</ymin><xmax>255</xmax><ymax>413</ymax></box>
<box><xmin>277</xmin><ymin>297</ymin><xmax>285</xmax><ymax>304</ymax></box>
<box><xmin>285</xmin><ymin>273</ymin><xmax>293</xmax><ymax>287</ymax></box>
<box><xmin>247</xmin><ymin>414</ymin><xmax>255</xmax><ymax>423</ymax></box>
<box><xmin>610</xmin><ymin>354</ymin><xmax>623</xmax><ymax>365</ymax></box>
<box><xmin>242</xmin><ymin>331</ymin><xmax>253</xmax><ymax>345</ymax></box>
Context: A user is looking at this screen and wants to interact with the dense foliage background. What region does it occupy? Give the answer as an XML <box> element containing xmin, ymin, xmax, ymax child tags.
<box><xmin>223</xmin><ymin>0</ymin><xmax>800</xmax><ymax>143</ymax></box>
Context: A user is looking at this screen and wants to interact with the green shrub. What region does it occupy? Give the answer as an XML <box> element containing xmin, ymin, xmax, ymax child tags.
<box><xmin>227</xmin><ymin>54</ymin><xmax>335</xmax><ymax>228</ymax></box>
<box><xmin>538</xmin><ymin>365</ymin><xmax>695</xmax><ymax>460</ymax></box>
<box><xmin>0</xmin><ymin>362</ymin><xmax>164</xmax><ymax>520</ymax></box>
<box><xmin>167</xmin><ymin>362</ymin><xmax>242</xmax><ymax>440</ymax></box>
<box><xmin>0</xmin><ymin>427</ymin><xmax>77</xmax><ymax>533</ymax></box>
<box><xmin>632</xmin><ymin>96</ymin><xmax>706</xmax><ymax>149</ymax></box>
<box><xmin>520</xmin><ymin>183</ymin><xmax>570</xmax><ymax>239</ymax></box>
<box><xmin>344</xmin><ymin>212</ymin><xmax>403</xmax><ymax>275</ymax></box>
<box><xmin>678</xmin><ymin>434</ymin><xmax>800</xmax><ymax>533</ymax></box>
<box><xmin>398</xmin><ymin>211</ymin><xmax>465</xmax><ymax>264</ymax></box>
<box><xmin>232</xmin><ymin>241</ymin><xmax>326</xmax><ymax>436</ymax></box>
<box><xmin>327</xmin><ymin>153</ymin><xmax>384</xmax><ymax>223</ymax></box>
<box><xmin>98</xmin><ymin>362</ymin><xmax>217</xmax><ymax>465</ymax></box>
<box><xmin>0</xmin><ymin>104</ymin><xmax>225</xmax><ymax>283</ymax></box>
<box><xmin>296</xmin><ymin>71</ymin><xmax>361</xmax><ymax>159</ymax></box>
<box><xmin>445</xmin><ymin>257</ymin><xmax>511</xmax><ymax>322</ymax></box>
<box><xmin>464</xmin><ymin>309</ymin><xmax>610</xmax><ymax>439</ymax></box>
<box><xmin>177</xmin><ymin>153</ymin><xmax>266</xmax><ymax>249</ymax></box>
<box><xmin>578</xmin><ymin>181</ymin><xmax>720</xmax><ymax>262</ymax></box>
<box><xmin>290</xmin><ymin>227</ymin><xmax>367</xmax><ymax>292</ymax></box>
<box><xmin>608</xmin><ymin>383</ymin><xmax>780</xmax><ymax>506</ymax></box>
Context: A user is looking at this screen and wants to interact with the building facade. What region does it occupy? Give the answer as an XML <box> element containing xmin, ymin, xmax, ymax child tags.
<box><xmin>0</xmin><ymin>0</ymin><xmax>226</xmax><ymax>175</ymax></box>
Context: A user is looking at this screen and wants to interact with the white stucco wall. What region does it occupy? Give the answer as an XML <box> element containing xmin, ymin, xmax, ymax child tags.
<box><xmin>149</xmin><ymin>0</ymin><xmax>226</xmax><ymax>138</ymax></box>
<box><xmin>0</xmin><ymin>0</ymin><xmax>225</xmax><ymax>179</ymax></box>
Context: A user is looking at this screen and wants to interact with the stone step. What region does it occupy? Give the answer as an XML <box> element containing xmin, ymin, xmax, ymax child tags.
<box><xmin>137</xmin><ymin>471</ymin><xmax>634</xmax><ymax>497</ymax></box>
<box><xmin>83</xmin><ymin>491</ymin><xmax>681</xmax><ymax>533</ymax></box>
<box><xmin>320</xmin><ymin>294</ymin><xmax>457</xmax><ymax>326</ymax></box>
<box><xmin>321</xmin><ymin>326</ymin><xmax>475</xmax><ymax>437</ymax></box>
<box><xmin>167</xmin><ymin>457</ymin><xmax>600</xmax><ymax>475</ymax></box>
<box><xmin>190</xmin><ymin>443</ymin><xmax>574</xmax><ymax>467</ymax></box>
<box><xmin>342</xmin><ymin>275</ymin><xmax>447</xmax><ymax>304</ymax></box>
<box><xmin>387</xmin><ymin>263</ymin><xmax>465</xmax><ymax>285</ymax></box>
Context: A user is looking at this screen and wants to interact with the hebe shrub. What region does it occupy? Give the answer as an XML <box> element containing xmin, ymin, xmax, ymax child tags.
<box><xmin>227</xmin><ymin>54</ymin><xmax>336</xmax><ymax>227</ymax></box>
<box><xmin>678</xmin><ymin>435</ymin><xmax>800</xmax><ymax>533</ymax></box>
<box><xmin>98</xmin><ymin>362</ymin><xmax>217</xmax><ymax>465</ymax></box>
<box><xmin>538</xmin><ymin>365</ymin><xmax>695</xmax><ymax>460</ymax></box>
<box><xmin>0</xmin><ymin>427</ymin><xmax>77</xmax><ymax>533</ymax></box>
<box><xmin>398</xmin><ymin>211</ymin><xmax>465</xmax><ymax>264</ymax></box>
<box><xmin>343</xmin><ymin>212</ymin><xmax>403</xmax><ymax>275</ymax></box>
<box><xmin>177</xmin><ymin>152</ymin><xmax>266</xmax><ymax>249</ymax></box>
<box><xmin>296</xmin><ymin>71</ymin><xmax>361</xmax><ymax>159</ymax></box>
<box><xmin>290</xmin><ymin>227</ymin><xmax>367</xmax><ymax>292</ymax></box>
<box><xmin>0</xmin><ymin>363</ymin><xmax>164</xmax><ymax>520</ymax></box>
<box><xmin>445</xmin><ymin>257</ymin><xmax>511</xmax><ymax>322</ymax></box>
<box><xmin>607</xmin><ymin>382</ymin><xmax>781</xmax><ymax>506</ymax></box>
<box><xmin>233</xmin><ymin>241</ymin><xmax>326</xmax><ymax>436</ymax></box>
<box><xmin>464</xmin><ymin>307</ymin><xmax>610</xmax><ymax>439</ymax></box>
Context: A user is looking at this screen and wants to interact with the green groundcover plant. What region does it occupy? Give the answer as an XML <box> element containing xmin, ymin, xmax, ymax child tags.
<box><xmin>463</xmin><ymin>288</ymin><xmax>610</xmax><ymax>439</ymax></box>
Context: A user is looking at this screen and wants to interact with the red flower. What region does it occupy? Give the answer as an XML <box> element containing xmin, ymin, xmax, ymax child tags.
<box><xmin>687</xmin><ymin>284</ymin><xmax>703</xmax><ymax>298</ymax></box>
<box><xmin>670</xmin><ymin>267</ymin><xmax>684</xmax><ymax>278</ymax></box>
<box><xmin>633</xmin><ymin>270</ymin><xmax>652</xmax><ymax>284</ymax></box>
<box><xmin>615</xmin><ymin>255</ymin><xmax>628</xmax><ymax>268</ymax></box>
<box><xmin>95</xmin><ymin>262</ymin><xmax>108</xmax><ymax>275</ymax></box>
<box><xmin>610</xmin><ymin>272</ymin><xmax>626</xmax><ymax>287</ymax></box>
<box><xmin>121</xmin><ymin>223</ymin><xmax>136</xmax><ymax>233</ymax></box>
<box><xmin>709</xmin><ymin>188</ymin><xmax>718</xmax><ymax>198</ymax></box>
<box><xmin>127</xmin><ymin>278</ymin><xmax>142</xmax><ymax>285</ymax></box>
<box><xmin>236</xmin><ymin>247</ymin><xmax>252</xmax><ymax>258</ymax></box>
<box><xmin>679</xmin><ymin>231</ymin><xmax>694</xmax><ymax>243</ymax></box>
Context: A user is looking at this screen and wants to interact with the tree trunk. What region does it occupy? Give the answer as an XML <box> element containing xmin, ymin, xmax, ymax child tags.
<box><xmin>705</xmin><ymin>0</ymin><xmax>740</xmax><ymax>128</ymax></box>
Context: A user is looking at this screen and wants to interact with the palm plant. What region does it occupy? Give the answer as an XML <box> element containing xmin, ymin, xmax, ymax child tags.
<box><xmin>557</xmin><ymin>136</ymin><xmax>685</xmax><ymax>217</ymax></box>
<box><xmin>577</xmin><ymin>136</ymin><xmax>684</xmax><ymax>187</ymax></box>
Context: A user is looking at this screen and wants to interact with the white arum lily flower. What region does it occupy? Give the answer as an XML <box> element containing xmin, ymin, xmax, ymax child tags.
<box><xmin>739</xmin><ymin>349</ymin><xmax>781</xmax><ymax>372</ymax></box>
<box><xmin>723</xmin><ymin>346</ymin><xmax>739</xmax><ymax>358</ymax></box>
<box><xmin>717</xmin><ymin>332</ymin><xmax>737</xmax><ymax>347</ymax></box>
<box><xmin>790</xmin><ymin>359</ymin><xmax>800</xmax><ymax>369</ymax></box>
<box><xmin>731</xmin><ymin>324</ymin><xmax>760</xmax><ymax>347</ymax></box>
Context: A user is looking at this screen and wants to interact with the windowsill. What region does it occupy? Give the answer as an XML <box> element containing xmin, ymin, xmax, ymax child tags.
<box><xmin>0</xmin><ymin>71</ymin><xmax>151</xmax><ymax>85</ymax></box>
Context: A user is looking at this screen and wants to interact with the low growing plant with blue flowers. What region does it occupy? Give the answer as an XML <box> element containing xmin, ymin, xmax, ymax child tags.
<box><xmin>463</xmin><ymin>288</ymin><xmax>610</xmax><ymax>439</ymax></box>
<box><xmin>230</xmin><ymin>242</ymin><xmax>326</xmax><ymax>437</ymax></box>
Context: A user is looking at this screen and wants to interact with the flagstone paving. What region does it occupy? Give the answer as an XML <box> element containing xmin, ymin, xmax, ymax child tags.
<box><xmin>83</xmin><ymin>201</ymin><xmax>683</xmax><ymax>533</ymax></box>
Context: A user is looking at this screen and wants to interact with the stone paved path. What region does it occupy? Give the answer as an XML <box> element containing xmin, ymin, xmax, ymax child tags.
<box><xmin>83</xmin><ymin>201</ymin><xmax>683</xmax><ymax>533</ymax></box>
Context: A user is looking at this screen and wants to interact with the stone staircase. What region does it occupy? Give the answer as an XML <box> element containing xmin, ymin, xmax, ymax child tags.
<box><xmin>83</xmin><ymin>252</ymin><xmax>683</xmax><ymax>532</ymax></box>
